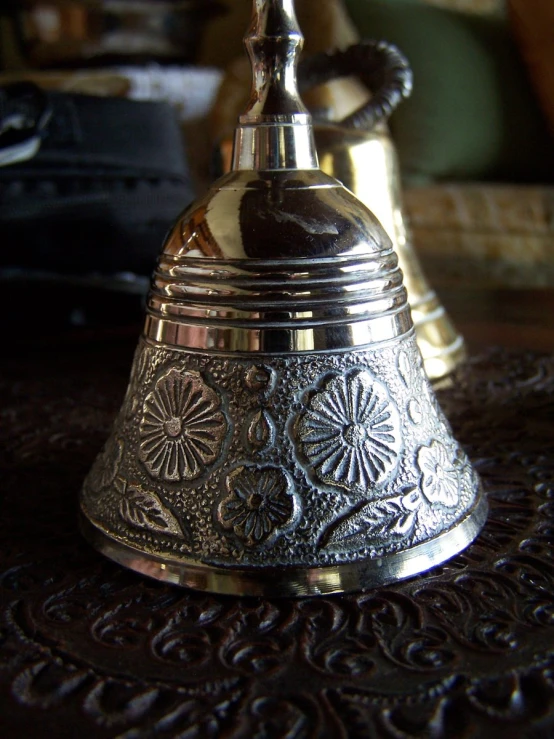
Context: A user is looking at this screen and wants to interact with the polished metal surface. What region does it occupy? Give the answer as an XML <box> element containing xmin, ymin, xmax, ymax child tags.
<box><xmin>296</xmin><ymin>41</ymin><xmax>465</xmax><ymax>380</ymax></box>
<box><xmin>80</xmin><ymin>0</ymin><xmax>485</xmax><ymax>596</ymax></box>
<box><xmin>144</xmin><ymin>168</ymin><xmax>411</xmax><ymax>354</ymax></box>
<box><xmin>81</xmin><ymin>493</ymin><xmax>487</xmax><ymax>597</ymax></box>
<box><xmin>231</xmin><ymin>0</ymin><xmax>318</xmax><ymax>172</ymax></box>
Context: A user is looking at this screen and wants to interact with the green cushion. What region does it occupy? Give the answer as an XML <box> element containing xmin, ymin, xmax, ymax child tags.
<box><xmin>344</xmin><ymin>0</ymin><xmax>554</xmax><ymax>183</ymax></box>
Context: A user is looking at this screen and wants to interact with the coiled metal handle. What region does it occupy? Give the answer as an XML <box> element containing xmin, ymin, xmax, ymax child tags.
<box><xmin>298</xmin><ymin>40</ymin><xmax>412</xmax><ymax>129</ymax></box>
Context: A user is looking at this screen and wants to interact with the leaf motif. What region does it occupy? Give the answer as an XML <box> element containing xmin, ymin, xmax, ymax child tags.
<box><xmin>390</xmin><ymin>511</ymin><xmax>418</xmax><ymax>536</ymax></box>
<box><xmin>246</xmin><ymin>408</ymin><xmax>275</xmax><ymax>451</ymax></box>
<box><xmin>398</xmin><ymin>351</ymin><xmax>412</xmax><ymax>387</ymax></box>
<box><xmin>408</xmin><ymin>399</ymin><xmax>422</xmax><ymax>425</ymax></box>
<box><xmin>321</xmin><ymin>488</ymin><xmax>421</xmax><ymax>549</ymax></box>
<box><xmin>119</xmin><ymin>487</ymin><xmax>186</xmax><ymax>540</ymax></box>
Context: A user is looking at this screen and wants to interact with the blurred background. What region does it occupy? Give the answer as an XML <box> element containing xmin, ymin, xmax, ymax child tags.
<box><xmin>1</xmin><ymin>0</ymin><xmax>553</xmax><ymax>332</ymax></box>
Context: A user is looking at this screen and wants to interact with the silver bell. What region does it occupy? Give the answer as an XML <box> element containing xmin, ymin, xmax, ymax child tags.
<box><xmin>80</xmin><ymin>0</ymin><xmax>486</xmax><ymax>597</ymax></box>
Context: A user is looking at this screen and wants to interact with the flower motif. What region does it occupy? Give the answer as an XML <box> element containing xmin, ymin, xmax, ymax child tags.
<box><xmin>124</xmin><ymin>343</ymin><xmax>151</xmax><ymax>419</ymax></box>
<box><xmin>218</xmin><ymin>465</ymin><xmax>298</xmax><ymax>547</ymax></box>
<box><xmin>244</xmin><ymin>365</ymin><xmax>275</xmax><ymax>396</ymax></box>
<box><xmin>295</xmin><ymin>368</ymin><xmax>401</xmax><ymax>493</ymax></box>
<box><xmin>139</xmin><ymin>369</ymin><xmax>226</xmax><ymax>482</ymax></box>
<box><xmin>417</xmin><ymin>441</ymin><xmax>459</xmax><ymax>507</ymax></box>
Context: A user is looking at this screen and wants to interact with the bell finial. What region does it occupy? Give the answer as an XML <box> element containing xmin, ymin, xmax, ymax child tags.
<box><xmin>241</xmin><ymin>0</ymin><xmax>308</xmax><ymax>122</ymax></box>
<box><xmin>232</xmin><ymin>0</ymin><xmax>318</xmax><ymax>170</ymax></box>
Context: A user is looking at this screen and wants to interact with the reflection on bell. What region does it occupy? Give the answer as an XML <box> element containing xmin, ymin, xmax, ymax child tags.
<box><xmin>80</xmin><ymin>0</ymin><xmax>486</xmax><ymax>597</ymax></box>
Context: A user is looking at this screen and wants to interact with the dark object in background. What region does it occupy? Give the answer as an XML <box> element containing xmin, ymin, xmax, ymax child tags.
<box><xmin>4</xmin><ymin>0</ymin><xmax>225</xmax><ymax>68</ymax></box>
<box><xmin>0</xmin><ymin>82</ymin><xmax>52</xmax><ymax>166</ymax></box>
<box><xmin>509</xmin><ymin>0</ymin><xmax>554</xmax><ymax>138</ymax></box>
<box><xmin>0</xmin><ymin>85</ymin><xmax>195</xmax><ymax>330</ymax></box>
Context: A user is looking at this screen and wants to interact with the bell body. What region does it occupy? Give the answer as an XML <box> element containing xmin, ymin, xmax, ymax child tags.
<box><xmin>80</xmin><ymin>0</ymin><xmax>485</xmax><ymax>596</ymax></box>
<box><xmin>314</xmin><ymin>124</ymin><xmax>465</xmax><ymax>380</ymax></box>
<box><xmin>80</xmin><ymin>167</ymin><xmax>486</xmax><ymax>596</ymax></box>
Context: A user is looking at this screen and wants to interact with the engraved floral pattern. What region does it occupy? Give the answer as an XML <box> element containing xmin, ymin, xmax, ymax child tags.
<box><xmin>417</xmin><ymin>440</ymin><xmax>459</xmax><ymax>507</ymax></box>
<box><xmin>139</xmin><ymin>369</ymin><xmax>226</xmax><ymax>482</ymax></box>
<box><xmin>295</xmin><ymin>368</ymin><xmax>402</xmax><ymax>493</ymax></box>
<box><xmin>218</xmin><ymin>465</ymin><xmax>298</xmax><ymax>547</ymax></box>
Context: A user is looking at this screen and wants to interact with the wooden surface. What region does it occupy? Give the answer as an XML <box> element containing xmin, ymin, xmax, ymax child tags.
<box><xmin>441</xmin><ymin>287</ymin><xmax>554</xmax><ymax>353</ymax></box>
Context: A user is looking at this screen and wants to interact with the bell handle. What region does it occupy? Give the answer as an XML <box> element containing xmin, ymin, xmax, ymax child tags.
<box><xmin>298</xmin><ymin>40</ymin><xmax>412</xmax><ymax>130</ymax></box>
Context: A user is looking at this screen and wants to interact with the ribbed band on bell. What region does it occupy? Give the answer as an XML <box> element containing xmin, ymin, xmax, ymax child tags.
<box><xmin>144</xmin><ymin>247</ymin><xmax>412</xmax><ymax>354</ymax></box>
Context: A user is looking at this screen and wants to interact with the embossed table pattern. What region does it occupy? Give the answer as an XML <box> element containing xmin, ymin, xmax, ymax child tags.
<box><xmin>1</xmin><ymin>306</ymin><xmax>554</xmax><ymax>737</ymax></box>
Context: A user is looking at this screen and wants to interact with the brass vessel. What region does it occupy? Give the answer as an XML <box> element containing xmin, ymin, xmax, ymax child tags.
<box><xmin>315</xmin><ymin>122</ymin><xmax>465</xmax><ymax>380</ymax></box>
<box><xmin>80</xmin><ymin>0</ymin><xmax>486</xmax><ymax>597</ymax></box>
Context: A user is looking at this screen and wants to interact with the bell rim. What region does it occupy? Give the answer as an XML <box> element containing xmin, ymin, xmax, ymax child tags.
<box><xmin>79</xmin><ymin>492</ymin><xmax>488</xmax><ymax>598</ymax></box>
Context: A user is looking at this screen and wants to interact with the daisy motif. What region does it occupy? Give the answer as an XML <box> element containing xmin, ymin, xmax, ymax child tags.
<box><xmin>295</xmin><ymin>368</ymin><xmax>401</xmax><ymax>493</ymax></box>
<box><xmin>139</xmin><ymin>369</ymin><xmax>226</xmax><ymax>482</ymax></box>
<box><xmin>218</xmin><ymin>465</ymin><xmax>298</xmax><ymax>547</ymax></box>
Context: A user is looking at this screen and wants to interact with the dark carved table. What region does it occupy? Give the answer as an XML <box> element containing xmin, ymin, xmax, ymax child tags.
<box><xmin>2</xmin><ymin>289</ymin><xmax>554</xmax><ymax>738</ymax></box>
